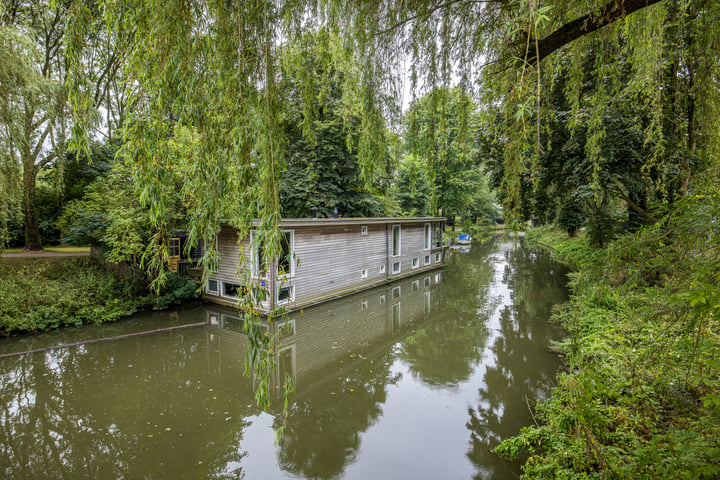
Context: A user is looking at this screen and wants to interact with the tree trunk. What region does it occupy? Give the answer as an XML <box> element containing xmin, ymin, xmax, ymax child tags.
<box><xmin>23</xmin><ymin>163</ymin><xmax>42</xmax><ymax>251</ymax></box>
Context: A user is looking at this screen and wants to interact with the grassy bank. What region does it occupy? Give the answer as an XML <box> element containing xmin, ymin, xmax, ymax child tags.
<box><xmin>497</xmin><ymin>208</ymin><xmax>720</xmax><ymax>477</ymax></box>
<box><xmin>0</xmin><ymin>257</ymin><xmax>198</xmax><ymax>335</ymax></box>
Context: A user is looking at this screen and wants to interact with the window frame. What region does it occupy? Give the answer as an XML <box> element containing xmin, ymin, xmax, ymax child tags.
<box><xmin>424</xmin><ymin>223</ymin><xmax>431</xmax><ymax>250</ymax></box>
<box><xmin>251</xmin><ymin>230</ymin><xmax>295</xmax><ymax>280</ymax></box>
<box><xmin>276</xmin><ymin>284</ymin><xmax>294</xmax><ymax>305</ymax></box>
<box><xmin>392</xmin><ymin>224</ymin><xmax>401</xmax><ymax>257</ymax></box>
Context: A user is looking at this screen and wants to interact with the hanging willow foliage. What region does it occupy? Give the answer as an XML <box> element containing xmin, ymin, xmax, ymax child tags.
<box><xmin>64</xmin><ymin>0</ymin><xmax>720</xmax><ymax>415</ymax></box>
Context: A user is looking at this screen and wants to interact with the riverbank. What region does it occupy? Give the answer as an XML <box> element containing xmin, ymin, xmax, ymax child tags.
<box><xmin>497</xmin><ymin>216</ymin><xmax>720</xmax><ymax>477</ymax></box>
<box><xmin>0</xmin><ymin>256</ymin><xmax>198</xmax><ymax>335</ymax></box>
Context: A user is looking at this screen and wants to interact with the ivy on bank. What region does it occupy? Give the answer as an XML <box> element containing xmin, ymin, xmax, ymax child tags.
<box><xmin>498</xmin><ymin>185</ymin><xmax>720</xmax><ymax>478</ymax></box>
<box><xmin>0</xmin><ymin>258</ymin><xmax>198</xmax><ymax>335</ymax></box>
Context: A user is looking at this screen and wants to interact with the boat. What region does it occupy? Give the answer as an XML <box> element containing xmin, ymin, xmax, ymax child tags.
<box><xmin>456</xmin><ymin>233</ymin><xmax>471</xmax><ymax>245</ymax></box>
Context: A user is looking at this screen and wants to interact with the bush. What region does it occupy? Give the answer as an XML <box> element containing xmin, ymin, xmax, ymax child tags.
<box><xmin>498</xmin><ymin>187</ymin><xmax>720</xmax><ymax>479</ymax></box>
<box><xmin>0</xmin><ymin>258</ymin><xmax>197</xmax><ymax>335</ymax></box>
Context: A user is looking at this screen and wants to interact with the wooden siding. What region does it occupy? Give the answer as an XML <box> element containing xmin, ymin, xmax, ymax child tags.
<box><xmin>203</xmin><ymin>218</ymin><xmax>445</xmax><ymax>313</ymax></box>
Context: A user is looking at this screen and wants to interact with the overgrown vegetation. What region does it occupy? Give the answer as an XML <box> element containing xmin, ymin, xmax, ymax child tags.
<box><xmin>0</xmin><ymin>257</ymin><xmax>198</xmax><ymax>335</ymax></box>
<box><xmin>497</xmin><ymin>175</ymin><xmax>720</xmax><ymax>478</ymax></box>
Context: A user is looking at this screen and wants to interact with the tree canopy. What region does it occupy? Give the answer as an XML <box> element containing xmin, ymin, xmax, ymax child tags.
<box><xmin>56</xmin><ymin>0</ymin><xmax>718</xmax><ymax>247</ymax></box>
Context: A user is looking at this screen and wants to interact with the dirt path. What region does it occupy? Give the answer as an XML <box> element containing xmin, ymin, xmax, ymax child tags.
<box><xmin>1</xmin><ymin>252</ymin><xmax>90</xmax><ymax>258</ymax></box>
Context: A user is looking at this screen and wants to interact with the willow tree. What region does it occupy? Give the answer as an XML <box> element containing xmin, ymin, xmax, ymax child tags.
<box><xmin>66</xmin><ymin>0</ymin><xmax>719</xmax><ymax>420</ymax></box>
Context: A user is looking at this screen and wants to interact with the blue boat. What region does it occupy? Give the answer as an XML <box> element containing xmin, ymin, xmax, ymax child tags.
<box><xmin>456</xmin><ymin>233</ymin><xmax>471</xmax><ymax>245</ymax></box>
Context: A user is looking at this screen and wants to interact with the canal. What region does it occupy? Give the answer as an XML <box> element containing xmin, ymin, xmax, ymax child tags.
<box><xmin>0</xmin><ymin>236</ymin><xmax>569</xmax><ymax>479</ymax></box>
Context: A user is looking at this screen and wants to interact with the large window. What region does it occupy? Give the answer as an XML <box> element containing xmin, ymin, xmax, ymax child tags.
<box><xmin>424</xmin><ymin>223</ymin><xmax>431</xmax><ymax>250</ymax></box>
<box><xmin>277</xmin><ymin>231</ymin><xmax>294</xmax><ymax>277</ymax></box>
<box><xmin>251</xmin><ymin>231</ymin><xmax>267</xmax><ymax>278</ymax></box>
<box><xmin>434</xmin><ymin>225</ymin><xmax>442</xmax><ymax>248</ymax></box>
<box><xmin>222</xmin><ymin>282</ymin><xmax>248</xmax><ymax>298</ymax></box>
<box><xmin>392</xmin><ymin>224</ymin><xmax>401</xmax><ymax>256</ymax></box>
<box><xmin>252</xmin><ymin>230</ymin><xmax>294</xmax><ymax>278</ymax></box>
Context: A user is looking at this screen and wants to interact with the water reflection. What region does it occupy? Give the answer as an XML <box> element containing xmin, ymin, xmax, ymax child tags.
<box><xmin>0</xmin><ymin>236</ymin><xmax>568</xmax><ymax>480</ymax></box>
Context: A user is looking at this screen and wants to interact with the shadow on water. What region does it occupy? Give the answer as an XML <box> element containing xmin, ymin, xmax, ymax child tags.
<box><xmin>0</xmin><ymin>235</ymin><xmax>569</xmax><ymax>479</ymax></box>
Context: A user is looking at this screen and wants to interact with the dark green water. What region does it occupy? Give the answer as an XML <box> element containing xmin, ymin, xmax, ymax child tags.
<box><xmin>0</xmin><ymin>236</ymin><xmax>569</xmax><ymax>479</ymax></box>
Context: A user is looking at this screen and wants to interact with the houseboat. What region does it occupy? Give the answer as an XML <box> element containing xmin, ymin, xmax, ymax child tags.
<box><xmin>203</xmin><ymin>217</ymin><xmax>446</xmax><ymax>314</ymax></box>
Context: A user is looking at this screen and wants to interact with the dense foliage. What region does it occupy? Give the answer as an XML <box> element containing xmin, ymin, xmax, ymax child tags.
<box><xmin>279</xmin><ymin>31</ymin><xmax>393</xmax><ymax>218</ymax></box>
<box><xmin>2</xmin><ymin>0</ymin><xmax>718</xmax><ymax>461</ymax></box>
<box><xmin>403</xmin><ymin>87</ymin><xmax>498</xmax><ymax>225</ymax></box>
<box><xmin>0</xmin><ymin>258</ymin><xmax>198</xmax><ymax>335</ymax></box>
<box><xmin>498</xmin><ymin>172</ymin><xmax>720</xmax><ymax>478</ymax></box>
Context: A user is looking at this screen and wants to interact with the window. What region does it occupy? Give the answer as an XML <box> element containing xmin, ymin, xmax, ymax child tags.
<box><xmin>361</xmin><ymin>225</ymin><xmax>368</xmax><ymax>236</ymax></box>
<box><xmin>424</xmin><ymin>276</ymin><xmax>431</xmax><ymax>287</ymax></box>
<box><xmin>424</xmin><ymin>291</ymin><xmax>431</xmax><ymax>314</ymax></box>
<box><xmin>411</xmin><ymin>280</ymin><xmax>419</xmax><ymax>292</ymax></box>
<box><xmin>169</xmin><ymin>237</ymin><xmax>180</xmax><ymax>258</ymax></box>
<box><xmin>251</xmin><ymin>231</ymin><xmax>267</xmax><ymax>278</ymax></box>
<box><xmin>392</xmin><ymin>286</ymin><xmax>401</xmax><ymax>299</ymax></box>
<box><xmin>252</xmin><ymin>230</ymin><xmax>294</xmax><ymax>278</ymax></box>
<box><xmin>277</xmin><ymin>231</ymin><xmax>294</xmax><ymax>277</ymax></box>
<box><xmin>424</xmin><ymin>223</ymin><xmax>431</xmax><ymax>250</ymax></box>
<box><xmin>412</xmin><ymin>257</ymin><xmax>419</xmax><ymax>269</ymax></box>
<box><xmin>277</xmin><ymin>285</ymin><xmax>294</xmax><ymax>304</ymax></box>
<box><xmin>435</xmin><ymin>252</ymin><xmax>442</xmax><ymax>262</ymax></box>
<box><xmin>392</xmin><ymin>224</ymin><xmax>401</xmax><ymax>256</ymax></box>
<box><xmin>379</xmin><ymin>294</ymin><xmax>386</xmax><ymax>305</ymax></box>
<box><xmin>361</xmin><ymin>268</ymin><xmax>368</xmax><ymax>279</ymax></box>
<box><xmin>424</xmin><ymin>255</ymin><xmax>431</xmax><ymax>266</ymax></box>
<box><xmin>223</xmin><ymin>282</ymin><xmax>246</xmax><ymax>298</ymax></box>
<box><xmin>361</xmin><ymin>301</ymin><xmax>368</xmax><ymax>310</ymax></box>
<box><xmin>434</xmin><ymin>225</ymin><xmax>442</xmax><ymax>247</ymax></box>
<box><xmin>392</xmin><ymin>262</ymin><xmax>401</xmax><ymax>274</ymax></box>
<box><xmin>392</xmin><ymin>303</ymin><xmax>401</xmax><ymax>332</ymax></box>
<box><xmin>380</xmin><ymin>264</ymin><xmax>386</xmax><ymax>274</ymax></box>
<box><xmin>435</xmin><ymin>273</ymin><xmax>442</xmax><ymax>283</ymax></box>
<box><xmin>207</xmin><ymin>278</ymin><xmax>219</xmax><ymax>294</ymax></box>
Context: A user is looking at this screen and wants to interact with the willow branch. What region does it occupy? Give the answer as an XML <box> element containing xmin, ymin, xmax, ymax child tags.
<box><xmin>527</xmin><ymin>0</ymin><xmax>663</xmax><ymax>66</ymax></box>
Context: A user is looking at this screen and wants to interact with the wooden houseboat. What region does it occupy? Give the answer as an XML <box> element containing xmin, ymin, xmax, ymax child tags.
<box><xmin>203</xmin><ymin>217</ymin><xmax>446</xmax><ymax>314</ymax></box>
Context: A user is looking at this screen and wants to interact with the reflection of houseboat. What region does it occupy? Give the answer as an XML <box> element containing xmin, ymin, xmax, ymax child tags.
<box><xmin>205</xmin><ymin>270</ymin><xmax>443</xmax><ymax>392</ymax></box>
<box><xmin>204</xmin><ymin>217</ymin><xmax>445</xmax><ymax>314</ymax></box>
<box><xmin>456</xmin><ymin>233</ymin><xmax>471</xmax><ymax>245</ymax></box>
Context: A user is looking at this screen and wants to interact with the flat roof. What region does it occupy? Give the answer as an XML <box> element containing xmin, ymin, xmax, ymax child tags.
<box><xmin>266</xmin><ymin>217</ymin><xmax>445</xmax><ymax>227</ymax></box>
<box><xmin>222</xmin><ymin>217</ymin><xmax>445</xmax><ymax>228</ymax></box>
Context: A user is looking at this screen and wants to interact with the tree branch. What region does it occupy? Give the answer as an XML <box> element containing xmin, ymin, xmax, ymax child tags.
<box><xmin>527</xmin><ymin>0</ymin><xmax>663</xmax><ymax>66</ymax></box>
<box><xmin>613</xmin><ymin>178</ymin><xmax>657</xmax><ymax>223</ymax></box>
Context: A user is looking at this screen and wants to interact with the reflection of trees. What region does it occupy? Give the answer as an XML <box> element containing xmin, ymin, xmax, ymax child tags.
<box><xmin>0</xmin><ymin>331</ymin><xmax>253</xmax><ymax>479</ymax></box>
<box><xmin>466</xmin><ymin>242</ymin><xmax>569</xmax><ymax>477</ymax></box>
<box><xmin>399</xmin><ymin>241</ymin><xmax>496</xmax><ymax>386</ymax></box>
<box><xmin>276</xmin><ymin>349</ymin><xmax>398</xmax><ymax>480</ymax></box>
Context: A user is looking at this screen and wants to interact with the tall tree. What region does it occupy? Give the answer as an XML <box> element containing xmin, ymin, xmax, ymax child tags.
<box><xmin>404</xmin><ymin>87</ymin><xmax>491</xmax><ymax>228</ymax></box>
<box><xmin>0</xmin><ymin>1</ymin><xmax>70</xmax><ymax>250</ymax></box>
<box><xmin>279</xmin><ymin>31</ymin><xmax>392</xmax><ymax>218</ymax></box>
<box><xmin>0</xmin><ymin>0</ymin><xmax>123</xmax><ymax>250</ymax></box>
